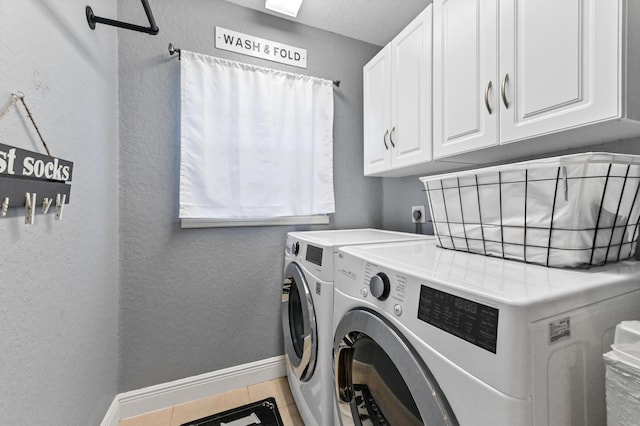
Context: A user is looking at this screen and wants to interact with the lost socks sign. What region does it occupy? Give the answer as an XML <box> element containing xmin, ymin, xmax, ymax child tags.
<box><xmin>0</xmin><ymin>143</ymin><xmax>73</xmax><ymax>182</ymax></box>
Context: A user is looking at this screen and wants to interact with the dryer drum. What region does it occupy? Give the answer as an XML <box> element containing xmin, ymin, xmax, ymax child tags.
<box><xmin>281</xmin><ymin>262</ymin><xmax>317</xmax><ymax>381</ymax></box>
<box><xmin>333</xmin><ymin>309</ymin><xmax>458</xmax><ymax>426</ymax></box>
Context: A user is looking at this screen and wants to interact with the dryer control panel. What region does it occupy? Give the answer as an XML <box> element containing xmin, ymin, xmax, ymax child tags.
<box><xmin>360</xmin><ymin>262</ymin><xmax>407</xmax><ymax>318</ymax></box>
<box><xmin>285</xmin><ymin>237</ymin><xmax>335</xmax><ymax>282</ymax></box>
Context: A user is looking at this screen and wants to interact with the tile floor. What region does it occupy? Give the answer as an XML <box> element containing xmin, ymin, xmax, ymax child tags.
<box><xmin>118</xmin><ymin>377</ymin><xmax>303</xmax><ymax>426</ymax></box>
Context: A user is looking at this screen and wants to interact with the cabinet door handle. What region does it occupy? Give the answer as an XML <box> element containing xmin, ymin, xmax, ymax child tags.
<box><xmin>501</xmin><ymin>73</ymin><xmax>510</xmax><ymax>109</ymax></box>
<box><xmin>383</xmin><ymin>130</ymin><xmax>389</xmax><ymax>150</ymax></box>
<box><xmin>390</xmin><ymin>126</ymin><xmax>396</xmax><ymax>148</ymax></box>
<box><xmin>484</xmin><ymin>81</ymin><xmax>493</xmax><ymax>115</ymax></box>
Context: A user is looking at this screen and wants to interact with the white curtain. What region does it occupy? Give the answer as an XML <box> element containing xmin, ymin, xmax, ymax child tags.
<box><xmin>179</xmin><ymin>50</ymin><xmax>335</xmax><ymax>219</ymax></box>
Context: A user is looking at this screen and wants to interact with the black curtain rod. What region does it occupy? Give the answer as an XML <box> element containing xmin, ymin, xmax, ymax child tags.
<box><xmin>168</xmin><ymin>43</ymin><xmax>340</xmax><ymax>87</ymax></box>
<box><xmin>86</xmin><ymin>0</ymin><xmax>159</xmax><ymax>35</ymax></box>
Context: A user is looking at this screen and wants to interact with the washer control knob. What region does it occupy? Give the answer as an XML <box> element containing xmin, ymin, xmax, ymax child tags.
<box><xmin>361</xmin><ymin>287</ymin><xmax>369</xmax><ymax>298</ymax></box>
<box><xmin>394</xmin><ymin>304</ymin><xmax>403</xmax><ymax>316</ymax></box>
<box><xmin>369</xmin><ymin>273</ymin><xmax>390</xmax><ymax>301</ymax></box>
<box><xmin>292</xmin><ymin>241</ymin><xmax>300</xmax><ymax>256</ymax></box>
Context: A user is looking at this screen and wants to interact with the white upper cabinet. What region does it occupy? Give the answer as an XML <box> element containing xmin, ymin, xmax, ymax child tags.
<box><xmin>363</xmin><ymin>6</ymin><xmax>432</xmax><ymax>177</ymax></box>
<box><xmin>390</xmin><ymin>6</ymin><xmax>433</xmax><ymax>170</ymax></box>
<box><xmin>433</xmin><ymin>0</ymin><xmax>498</xmax><ymax>159</ymax></box>
<box><xmin>499</xmin><ymin>0</ymin><xmax>619</xmax><ymax>144</ymax></box>
<box><xmin>363</xmin><ymin>45</ymin><xmax>392</xmax><ymax>175</ymax></box>
<box><xmin>433</xmin><ymin>0</ymin><xmax>640</xmax><ymax>163</ymax></box>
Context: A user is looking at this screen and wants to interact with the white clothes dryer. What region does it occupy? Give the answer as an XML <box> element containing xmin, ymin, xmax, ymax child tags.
<box><xmin>281</xmin><ymin>229</ymin><xmax>431</xmax><ymax>426</ymax></box>
<box><xmin>333</xmin><ymin>239</ymin><xmax>640</xmax><ymax>425</ymax></box>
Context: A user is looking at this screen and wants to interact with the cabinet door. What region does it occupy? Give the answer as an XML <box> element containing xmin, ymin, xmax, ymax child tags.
<box><xmin>499</xmin><ymin>0</ymin><xmax>619</xmax><ymax>144</ymax></box>
<box><xmin>390</xmin><ymin>6</ymin><xmax>432</xmax><ymax>169</ymax></box>
<box><xmin>363</xmin><ymin>45</ymin><xmax>392</xmax><ymax>176</ymax></box>
<box><xmin>433</xmin><ymin>0</ymin><xmax>498</xmax><ymax>159</ymax></box>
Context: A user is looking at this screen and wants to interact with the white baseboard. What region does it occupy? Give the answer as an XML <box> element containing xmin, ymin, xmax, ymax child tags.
<box><xmin>100</xmin><ymin>397</ymin><xmax>120</xmax><ymax>426</ymax></box>
<box><xmin>101</xmin><ymin>355</ymin><xmax>286</xmax><ymax>426</ymax></box>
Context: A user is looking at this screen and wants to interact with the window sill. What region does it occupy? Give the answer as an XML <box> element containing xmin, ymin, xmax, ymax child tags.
<box><xmin>181</xmin><ymin>215</ymin><xmax>330</xmax><ymax>229</ymax></box>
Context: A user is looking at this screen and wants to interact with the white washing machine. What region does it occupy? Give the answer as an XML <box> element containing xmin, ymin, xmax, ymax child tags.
<box><xmin>333</xmin><ymin>239</ymin><xmax>640</xmax><ymax>425</ymax></box>
<box><xmin>281</xmin><ymin>229</ymin><xmax>431</xmax><ymax>426</ymax></box>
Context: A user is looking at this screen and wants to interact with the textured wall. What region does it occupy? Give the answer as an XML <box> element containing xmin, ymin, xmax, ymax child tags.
<box><xmin>0</xmin><ymin>1</ymin><xmax>119</xmax><ymax>424</ymax></box>
<box><xmin>117</xmin><ymin>0</ymin><xmax>381</xmax><ymax>392</ymax></box>
<box><xmin>382</xmin><ymin>176</ymin><xmax>433</xmax><ymax>235</ymax></box>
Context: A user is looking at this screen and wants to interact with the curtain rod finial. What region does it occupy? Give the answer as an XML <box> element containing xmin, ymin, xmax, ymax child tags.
<box><xmin>168</xmin><ymin>43</ymin><xmax>181</xmax><ymax>60</ymax></box>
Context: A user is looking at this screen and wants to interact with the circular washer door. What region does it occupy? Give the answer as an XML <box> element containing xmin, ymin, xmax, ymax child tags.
<box><xmin>334</xmin><ymin>309</ymin><xmax>458</xmax><ymax>426</ymax></box>
<box><xmin>282</xmin><ymin>262</ymin><xmax>317</xmax><ymax>381</ymax></box>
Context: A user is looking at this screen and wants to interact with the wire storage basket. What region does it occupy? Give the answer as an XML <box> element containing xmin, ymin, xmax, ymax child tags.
<box><xmin>420</xmin><ymin>152</ymin><xmax>640</xmax><ymax>268</ymax></box>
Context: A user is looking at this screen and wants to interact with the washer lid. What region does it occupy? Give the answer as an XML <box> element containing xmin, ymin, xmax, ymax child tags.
<box><xmin>287</xmin><ymin>228</ymin><xmax>431</xmax><ymax>251</ymax></box>
<box><xmin>339</xmin><ymin>239</ymin><xmax>640</xmax><ymax>306</ymax></box>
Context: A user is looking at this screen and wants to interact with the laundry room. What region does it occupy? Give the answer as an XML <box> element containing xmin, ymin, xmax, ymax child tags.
<box><xmin>2</xmin><ymin>0</ymin><xmax>640</xmax><ymax>425</ymax></box>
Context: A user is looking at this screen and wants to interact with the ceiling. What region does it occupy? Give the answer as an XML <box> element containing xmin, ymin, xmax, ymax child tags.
<box><xmin>224</xmin><ymin>0</ymin><xmax>431</xmax><ymax>46</ymax></box>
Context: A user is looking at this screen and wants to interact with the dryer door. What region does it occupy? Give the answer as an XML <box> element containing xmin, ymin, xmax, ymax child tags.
<box><xmin>334</xmin><ymin>309</ymin><xmax>458</xmax><ymax>426</ymax></box>
<box><xmin>282</xmin><ymin>262</ymin><xmax>317</xmax><ymax>382</ymax></box>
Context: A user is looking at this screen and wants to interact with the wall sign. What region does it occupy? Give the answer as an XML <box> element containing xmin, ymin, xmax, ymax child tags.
<box><xmin>0</xmin><ymin>143</ymin><xmax>73</xmax><ymax>182</ymax></box>
<box><xmin>215</xmin><ymin>27</ymin><xmax>307</xmax><ymax>69</ymax></box>
<box><xmin>0</xmin><ymin>143</ymin><xmax>73</xmax><ymax>214</ymax></box>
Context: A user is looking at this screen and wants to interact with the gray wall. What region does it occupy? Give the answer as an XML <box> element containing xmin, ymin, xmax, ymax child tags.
<box><xmin>0</xmin><ymin>1</ymin><xmax>119</xmax><ymax>424</ymax></box>
<box><xmin>383</xmin><ymin>176</ymin><xmax>434</xmax><ymax>234</ymax></box>
<box><xmin>118</xmin><ymin>0</ymin><xmax>381</xmax><ymax>392</ymax></box>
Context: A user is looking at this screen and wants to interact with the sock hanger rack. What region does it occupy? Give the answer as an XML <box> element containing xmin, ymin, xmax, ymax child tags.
<box><xmin>0</xmin><ymin>93</ymin><xmax>72</xmax><ymax>224</ymax></box>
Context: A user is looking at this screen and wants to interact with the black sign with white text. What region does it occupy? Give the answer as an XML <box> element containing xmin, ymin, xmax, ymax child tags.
<box><xmin>0</xmin><ymin>143</ymin><xmax>73</xmax><ymax>182</ymax></box>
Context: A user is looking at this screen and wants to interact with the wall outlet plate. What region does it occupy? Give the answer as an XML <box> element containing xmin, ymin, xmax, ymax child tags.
<box><xmin>411</xmin><ymin>205</ymin><xmax>426</xmax><ymax>224</ymax></box>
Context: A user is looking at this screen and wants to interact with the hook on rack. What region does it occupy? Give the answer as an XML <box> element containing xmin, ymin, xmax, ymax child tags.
<box><xmin>86</xmin><ymin>0</ymin><xmax>159</xmax><ymax>35</ymax></box>
<box><xmin>42</xmin><ymin>197</ymin><xmax>52</xmax><ymax>215</ymax></box>
<box><xmin>2</xmin><ymin>197</ymin><xmax>9</xmax><ymax>217</ymax></box>
<box><xmin>25</xmin><ymin>192</ymin><xmax>36</xmax><ymax>225</ymax></box>
<box><xmin>55</xmin><ymin>194</ymin><xmax>66</xmax><ymax>221</ymax></box>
